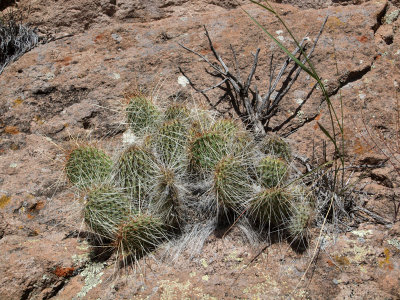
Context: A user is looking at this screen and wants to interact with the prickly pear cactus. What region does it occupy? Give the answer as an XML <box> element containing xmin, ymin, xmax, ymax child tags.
<box><xmin>213</xmin><ymin>155</ymin><xmax>252</xmax><ymax>212</ymax></box>
<box><xmin>155</xmin><ymin>119</ymin><xmax>188</xmax><ymax>166</ymax></box>
<box><xmin>115</xmin><ymin>213</ymin><xmax>166</xmax><ymax>258</ymax></box>
<box><xmin>114</xmin><ymin>145</ymin><xmax>156</xmax><ymax>201</ymax></box>
<box><xmin>65</xmin><ymin>146</ymin><xmax>112</xmax><ymax>189</ymax></box>
<box><xmin>83</xmin><ymin>186</ymin><xmax>131</xmax><ymax>239</ymax></box>
<box><xmin>257</xmin><ymin>156</ymin><xmax>288</xmax><ymax>188</ymax></box>
<box><xmin>249</xmin><ymin>188</ymin><xmax>292</xmax><ymax>227</ymax></box>
<box><xmin>126</xmin><ymin>96</ymin><xmax>160</xmax><ymax>135</ymax></box>
<box><xmin>259</xmin><ymin>134</ymin><xmax>291</xmax><ymax>161</ymax></box>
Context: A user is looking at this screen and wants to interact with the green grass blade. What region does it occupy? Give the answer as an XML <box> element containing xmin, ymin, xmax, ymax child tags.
<box><xmin>241</xmin><ymin>6</ymin><xmax>318</xmax><ymax>81</ymax></box>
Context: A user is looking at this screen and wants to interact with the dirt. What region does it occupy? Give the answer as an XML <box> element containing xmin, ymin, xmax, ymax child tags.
<box><xmin>1</xmin><ymin>0</ymin><xmax>400</xmax><ymax>299</ymax></box>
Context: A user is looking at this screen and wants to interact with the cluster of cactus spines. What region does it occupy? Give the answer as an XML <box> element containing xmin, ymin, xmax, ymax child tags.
<box><xmin>155</xmin><ymin>119</ymin><xmax>188</xmax><ymax>166</ymax></box>
<box><xmin>114</xmin><ymin>145</ymin><xmax>156</xmax><ymax>202</ymax></box>
<box><xmin>189</xmin><ymin>131</ymin><xmax>229</xmax><ymax>173</ymax></box>
<box><xmin>114</xmin><ymin>213</ymin><xmax>167</xmax><ymax>259</ymax></box>
<box><xmin>213</xmin><ymin>155</ymin><xmax>252</xmax><ymax>214</ymax></box>
<box><xmin>65</xmin><ymin>146</ymin><xmax>112</xmax><ymax>189</ymax></box>
<box><xmin>287</xmin><ymin>185</ymin><xmax>314</xmax><ymax>243</ymax></box>
<box><xmin>164</xmin><ymin>103</ymin><xmax>190</xmax><ymax>121</ymax></box>
<box><xmin>126</xmin><ymin>96</ymin><xmax>160</xmax><ymax>135</ymax></box>
<box><xmin>248</xmin><ymin>188</ymin><xmax>292</xmax><ymax>227</ymax></box>
<box><xmin>257</xmin><ymin>156</ymin><xmax>289</xmax><ymax>188</ymax></box>
<box><xmin>211</xmin><ymin>119</ymin><xmax>238</xmax><ymax>138</ymax></box>
<box><xmin>83</xmin><ymin>186</ymin><xmax>131</xmax><ymax>239</ymax></box>
<box><xmin>259</xmin><ymin>134</ymin><xmax>292</xmax><ymax>161</ymax></box>
<box><xmin>150</xmin><ymin>166</ymin><xmax>182</xmax><ymax>229</ymax></box>
<box><xmin>64</xmin><ymin>99</ymin><xmax>316</xmax><ymax>264</ymax></box>
<box><xmin>188</xmin><ymin>108</ymin><xmax>215</xmax><ymax>137</ymax></box>
<box><xmin>287</xmin><ymin>201</ymin><xmax>312</xmax><ymax>244</ymax></box>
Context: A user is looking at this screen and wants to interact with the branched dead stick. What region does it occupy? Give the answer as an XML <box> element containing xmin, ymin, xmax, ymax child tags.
<box><xmin>178</xmin><ymin>43</ymin><xmax>226</xmax><ymax>75</ymax></box>
<box><xmin>230</xmin><ymin>44</ymin><xmax>242</xmax><ymax>83</ymax></box>
<box><xmin>204</xmin><ymin>26</ymin><xmax>230</xmax><ymax>73</ymax></box>
<box><xmin>244</xmin><ymin>48</ymin><xmax>260</xmax><ymax>96</ymax></box>
<box><xmin>354</xmin><ymin>206</ymin><xmax>392</xmax><ymax>225</ymax></box>
<box><xmin>259</xmin><ymin>37</ymin><xmax>308</xmax><ymax>114</ymax></box>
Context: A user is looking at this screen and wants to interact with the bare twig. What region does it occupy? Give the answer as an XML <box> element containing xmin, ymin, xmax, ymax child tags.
<box><xmin>179</xmin><ymin>19</ymin><xmax>327</xmax><ymax>136</ymax></box>
<box><xmin>354</xmin><ymin>206</ymin><xmax>392</xmax><ymax>225</ymax></box>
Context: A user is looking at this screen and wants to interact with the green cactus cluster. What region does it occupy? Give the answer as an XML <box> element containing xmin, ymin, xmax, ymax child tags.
<box><xmin>64</xmin><ymin>97</ymin><xmax>315</xmax><ymax>264</ymax></box>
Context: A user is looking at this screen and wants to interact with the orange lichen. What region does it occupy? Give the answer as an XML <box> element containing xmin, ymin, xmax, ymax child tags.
<box><xmin>334</xmin><ymin>255</ymin><xmax>350</xmax><ymax>266</ymax></box>
<box><xmin>10</xmin><ymin>143</ymin><xmax>20</xmax><ymax>150</ymax></box>
<box><xmin>94</xmin><ymin>33</ymin><xmax>106</xmax><ymax>43</ymax></box>
<box><xmin>0</xmin><ymin>195</ymin><xmax>11</xmax><ymax>209</ymax></box>
<box><xmin>33</xmin><ymin>115</ymin><xmax>44</xmax><ymax>125</ymax></box>
<box><xmin>357</xmin><ymin>35</ymin><xmax>368</xmax><ymax>43</ymax></box>
<box><xmin>54</xmin><ymin>266</ymin><xmax>75</xmax><ymax>277</ymax></box>
<box><xmin>326</xmin><ymin>259</ymin><xmax>336</xmax><ymax>267</ymax></box>
<box><xmin>353</xmin><ymin>138</ymin><xmax>372</xmax><ymax>155</ymax></box>
<box><xmin>28</xmin><ymin>201</ymin><xmax>45</xmax><ymax>213</ymax></box>
<box><xmin>379</xmin><ymin>248</ymin><xmax>394</xmax><ymax>270</ymax></box>
<box><xmin>326</xmin><ymin>16</ymin><xmax>345</xmax><ymax>31</ymax></box>
<box><xmin>4</xmin><ymin>126</ymin><xmax>20</xmax><ymax>135</ymax></box>
<box><xmin>56</xmin><ymin>56</ymin><xmax>72</xmax><ymax>66</ymax></box>
<box><xmin>13</xmin><ymin>98</ymin><xmax>24</xmax><ymax>106</ymax></box>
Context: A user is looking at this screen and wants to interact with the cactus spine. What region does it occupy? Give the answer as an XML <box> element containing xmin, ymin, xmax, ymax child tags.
<box><xmin>65</xmin><ymin>146</ymin><xmax>112</xmax><ymax>189</ymax></box>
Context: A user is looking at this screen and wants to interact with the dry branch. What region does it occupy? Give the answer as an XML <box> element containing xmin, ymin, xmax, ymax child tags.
<box><xmin>179</xmin><ymin>19</ymin><xmax>327</xmax><ymax>137</ymax></box>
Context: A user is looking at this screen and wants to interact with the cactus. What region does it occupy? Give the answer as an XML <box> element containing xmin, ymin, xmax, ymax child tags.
<box><xmin>114</xmin><ymin>213</ymin><xmax>166</xmax><ymax>258</ymax></box>
<box><xmin>114</xmin><ymin>145</ymin><xmax>156</xmax><ymax>202</ymax></box>
<box><xmin>259</xmin><ymin>134</ymin><xmax>291</xmax><ymax>161</ymax></box>
<box><xmin>257</xmin><ymin>156</ymin><xmax>289</xmax><ymax>188</ymax></box>
<box><xmin>155</xmin><ymin>119</ymin><xmax>188</xmax><ymax>166</ymax></box>
<box><xmin>287</xmin><ymin>201</ymin><xmax>312</xmax><ymax>244</ymax></box>
<box><xmin>83</xmin><ymin>186</ymin><xmax>131</xmax><ymax>239</ymax></box>
<box><xmin>188</xmin><ymin>109</ymin><xmax>214</xmax><ymax>138</ymax></box>
<box><xmin>150</xmin><ymin>166</ymin><xmax>182</xmax><ymax>229</ymax></box>
<box><xmin>213</xmin><ymin>155</ymin><xmax>253</xmax><ymax>213</ymax></box>
<box><xmin>189</xmin><ymin>131</ymin><xmax>228</xmax><ymax>173</ymax></box>
<box><xmin>164</xmin><ymin>103</ymin><xmax>190</xmax><ymax>121</ymax></box>
<box><xmin>211</xmin><ymin>119</ymin><xmax>238</xmax><ymax>138</ymax></box>
<box><xmin>287</xmin><ymin>185</ymin><xmax>314</xmax><ymax>245</ymax></box>
<box><xmin>249</xmin><ymin>188</ymin><xmax>292</xmax><ymax>227</ymax></box>
<box><xmin>65</xmin><ymin>146</ymin><xmax>112</xmax><ymax>189</ymax></box>
<box><xmin>68</xmin><ymin>97</ymin><xmax>318</xmax><ymax>263</ymax></box>
<box><xmin>126</xmin><ymin>96</ymin><xmax>160</xmax><ymax>135</ymax></box>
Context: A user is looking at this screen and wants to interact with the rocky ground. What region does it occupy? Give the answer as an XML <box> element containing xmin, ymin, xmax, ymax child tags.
<box><xmin>1</xmin><ymin>0</ymin><xmax>400</xmax><ymax>299</ymax></box>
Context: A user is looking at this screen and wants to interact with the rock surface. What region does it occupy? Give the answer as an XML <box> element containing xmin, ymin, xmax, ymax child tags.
<box><xmin>1</xmin><ymin>0</ymin><xmax>400</xmax><ymax>298</ymax></box>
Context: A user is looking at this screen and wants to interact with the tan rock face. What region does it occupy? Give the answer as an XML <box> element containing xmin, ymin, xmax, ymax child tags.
<box><xmin>1</xmin><ymin>0</ymin><xmax>400</xmax><ymax>298</ymax></box>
